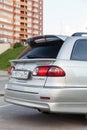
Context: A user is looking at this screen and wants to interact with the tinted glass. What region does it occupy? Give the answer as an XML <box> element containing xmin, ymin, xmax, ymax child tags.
<box><xmin>71</xmin><ymin>39</ymin><xmax>87</xmax><ymax>61</ymax></box>
<box><xmin>21</xmin><ymin>44</ymin><xmax>62</xmax><ymax>59</ymax></box>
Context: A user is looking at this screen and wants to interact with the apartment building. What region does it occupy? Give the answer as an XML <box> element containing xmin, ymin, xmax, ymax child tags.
<box><xmin>0</xmin><ymin>0</ymin><xmax>43</xmax><ymax>44</ymax></box>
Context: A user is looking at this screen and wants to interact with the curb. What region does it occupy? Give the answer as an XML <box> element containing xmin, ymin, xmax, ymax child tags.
<box><xmin>0</xmin><ymin>71</ymin><xmax>8</xmax><ymax>76</ymax></box>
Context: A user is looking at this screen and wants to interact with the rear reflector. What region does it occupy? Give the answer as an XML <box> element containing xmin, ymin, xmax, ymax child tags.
<box><xmin>33</xmin><ymin>66</ymin><xmax>65</xmax><ymax>77</ymax></box>
<box><xmin>40</xmin><ymin>96</ymin><xmax>50</xmax><ymax>100</ymax></box>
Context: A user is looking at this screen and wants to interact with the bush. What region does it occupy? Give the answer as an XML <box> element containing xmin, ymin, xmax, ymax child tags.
<box><xmin>13</xmin><ymin>42</ymin><xmax>24</xmax><ymax>48</ymax></box>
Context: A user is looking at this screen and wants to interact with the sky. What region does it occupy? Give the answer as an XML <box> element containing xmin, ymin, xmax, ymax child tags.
<box><xmin>43</xmin><ymin>0</ymin><xmax>87</xmax><ymax>36</ymax></box>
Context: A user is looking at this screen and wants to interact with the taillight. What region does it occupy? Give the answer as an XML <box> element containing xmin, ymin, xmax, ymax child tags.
<box><xmin>8</xmin><ymin>66</ymin><xmax>15</xmax><ymax>74</ymax></box>
<box><xmin>33</xmin><ymin>66</ymin><xmax>65</xmax><ymax>77</ymax></box>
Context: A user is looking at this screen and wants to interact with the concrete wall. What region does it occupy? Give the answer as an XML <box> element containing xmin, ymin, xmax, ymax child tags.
<box><xmin>0</xmin><ymin>43</ymin><xmax>11</xmax><ymax>54</ymax></box>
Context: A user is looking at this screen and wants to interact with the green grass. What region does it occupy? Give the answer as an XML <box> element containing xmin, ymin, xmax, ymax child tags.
<box><xmin>0</xmin><ymin>46</ymin><xmax>26</xmax><ymax>70</ymax></box>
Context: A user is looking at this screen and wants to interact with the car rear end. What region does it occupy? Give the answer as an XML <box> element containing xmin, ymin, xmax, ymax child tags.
<box><xmin>4</xmin><ymin>35</ymin><xmax>68</xmax><ymax>112</ymax></box>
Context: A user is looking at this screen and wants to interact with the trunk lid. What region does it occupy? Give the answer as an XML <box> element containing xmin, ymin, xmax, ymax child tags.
<box><xmin>10</xmin><ymin>59</ymin><xmax>55</xmax><ymax>87</ymax></box>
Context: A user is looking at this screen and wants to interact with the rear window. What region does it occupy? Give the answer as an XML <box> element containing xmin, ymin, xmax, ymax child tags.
<box><xmin>21</xmin><ymin>40</ymin><xmax>63</xmax><ymax>59</ymax></box>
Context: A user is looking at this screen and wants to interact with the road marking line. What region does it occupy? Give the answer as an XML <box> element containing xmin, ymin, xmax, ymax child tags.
<box><xmin>0</xmin><ymin>104</ymin><xmax>12</xmax><ymax>108</ymax></box>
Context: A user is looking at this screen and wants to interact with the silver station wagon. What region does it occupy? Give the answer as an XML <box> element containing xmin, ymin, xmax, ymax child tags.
<box><xmin>5</xmin><ymin>32</ymin><xmax>87</xmax><ymax>114</ymax></box>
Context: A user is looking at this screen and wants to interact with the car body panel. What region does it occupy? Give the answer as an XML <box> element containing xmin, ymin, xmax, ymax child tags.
<box><xmin>58</xmin><ymin>36</ymin><xmax>87</xmax><ymax>60</ymax></box>
<box><xmin>5</xmin><ymin>87</ymin><xmax>87</xmax><ymax>113</ymax></box>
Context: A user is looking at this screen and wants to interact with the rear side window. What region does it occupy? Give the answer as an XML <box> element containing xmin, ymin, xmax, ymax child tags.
<box><xmin>71</xmin><ymin>39</ymin><xmax>87</xmax><ymax>61</ymax></box>
<box><xmin>21</xmin><ymin>40</ymin><xmax>63</xmax><ymax>59</ymax></box>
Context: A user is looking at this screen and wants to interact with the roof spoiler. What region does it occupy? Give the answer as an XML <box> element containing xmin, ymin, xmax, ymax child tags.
<box><xmin>72</xmin><ymin>32</ymin><xmax>87</xmax><ymax>36</ymax></box>
<box><xmin>26</xmin><ymin>35</ymin><xmax>63</xmax><ymax>48</ymax></box>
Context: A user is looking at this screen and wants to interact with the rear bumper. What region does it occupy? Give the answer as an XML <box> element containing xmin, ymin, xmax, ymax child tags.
<box><xmin>4</xmin><ymin>84</ymin><xmax>87</xmax><ymax>113</ymax></box>
<box><xmin>5</xmin><ymin>94</ymin><xmax>50</xmax><ymax>111</ymax></box>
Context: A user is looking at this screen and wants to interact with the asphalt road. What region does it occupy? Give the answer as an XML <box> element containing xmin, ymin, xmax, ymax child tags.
<box><xmin>0</xmin><ymin>76</ymin><xmax>87</xmax><ymax>130</ymax></box>
<box><xmin>0</xmin><ymin>101</ymin><xmax>87</xmax><ymax>130</ymax></box>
